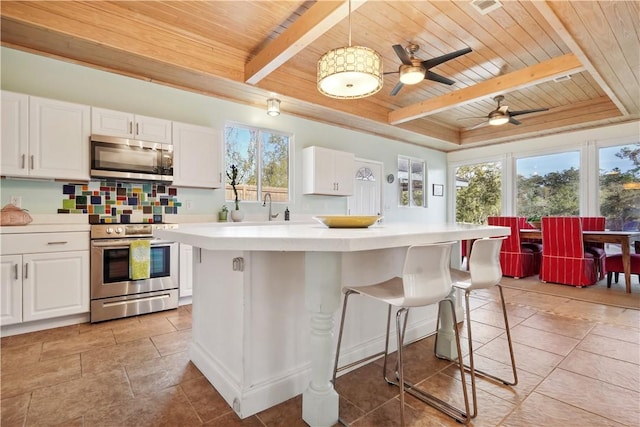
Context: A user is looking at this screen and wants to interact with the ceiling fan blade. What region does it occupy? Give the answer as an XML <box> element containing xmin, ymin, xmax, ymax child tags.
<box><xmin>421</xmin><ymin>47</ymin><xmax>472</xmax><ymax>69</ymax></box>
<box><xmin>467</xmin><ymin>120</ymin><xmax>488</xmax><ymax>130</ymax></box>
<box><xmin>383</xmin><ymin>71</ymin><xmax>399</xmax><ymax>75</ymax></box>
<box><xmin>456</xmin><ymin>116</ymin><xmax>488</xmax><ymax>121</ymax></box>
<box><xmin>390</xmin><ymin>81</ymin><xmax>404</xmax><ymax>96</ymax></box>
<box><xmin>392</xmin><ymin>44</ymin><xmax>412</xmax><ymax>65</ymax></box>
<box><xmin>509</xmin><ymin>107</ymin><xmax>549</xmax><ymax>117</ymax></box>
<box><xmin>425</xmin><ymin>71</ymin><xmax>455</xmax><ymax>85</ymax></box>
<box><xmin>509</xmin><ymin>117</ymin><xmax>522</xmax><ymax>125</ymax></box>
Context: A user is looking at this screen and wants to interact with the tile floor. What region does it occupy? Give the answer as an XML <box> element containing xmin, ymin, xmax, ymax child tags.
<box><xmin>1</xmin><ymin>278</ymin><xmax>639</xmax><ymax>426</ymax></box>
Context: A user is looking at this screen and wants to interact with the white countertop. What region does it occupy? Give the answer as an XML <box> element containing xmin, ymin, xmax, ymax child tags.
<box><xmin>154</xmin><ymin>221</ymin><xmax>510</xmax><ymax>252</ymax></box>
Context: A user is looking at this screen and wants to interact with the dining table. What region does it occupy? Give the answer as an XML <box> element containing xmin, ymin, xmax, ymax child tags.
<box><xmin>520</xmin><ymin>229</ymin><xmax>640</xmax><ymax>293</ymax></box>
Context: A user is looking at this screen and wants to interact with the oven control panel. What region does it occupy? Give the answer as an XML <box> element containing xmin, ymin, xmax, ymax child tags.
<box><xmin>91</xmin><ymin>223</ymin><xmax>178</xmax><ymax>239</ymax></box>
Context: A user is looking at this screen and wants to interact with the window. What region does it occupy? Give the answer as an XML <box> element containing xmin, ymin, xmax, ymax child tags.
<box><xmin>454</xmin><ymin>161</ymin><xmax>502</xmax><ymax>224</ymax></box>
<box><xmin>516</xmin><ymin>151</ymin><xmax>580</xmax><ymax>218</ymax></box>
<box><xmin>599</xmin><ymin>143</ymin><xmax>640</xmax><ymax>230</ymax></box>
<box><xmin>398</xmin><ymin>156</ymin><xmax>425</xmax><ymax>207</ymax></box>
<box><xmin>224</xmin><ymin>123</ymin><xmax>291</xmax><ymax>202</ymax></box>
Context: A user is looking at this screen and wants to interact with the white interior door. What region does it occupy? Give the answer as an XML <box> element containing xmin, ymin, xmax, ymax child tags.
<box><xmin>348</xmin><ymin>159</ymin><xmax>382</xmax><ymax>216</ymax></box>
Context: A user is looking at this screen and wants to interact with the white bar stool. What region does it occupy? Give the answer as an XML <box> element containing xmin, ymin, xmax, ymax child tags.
<box><xmin>437</xmin><ymin>237</ymin><xmax>518</xmax><ymax>419</ymax></box>
<box><xmin>332</xmin><ymin>242</ymin><xmax>471</xmax><ymax>426</ymax></box>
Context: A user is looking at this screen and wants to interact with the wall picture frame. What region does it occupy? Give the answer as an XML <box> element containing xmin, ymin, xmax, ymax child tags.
<box><xmin>432</xmin><ymin>184</ymin><xmax>444</xmax><ymax>197</ymax></box>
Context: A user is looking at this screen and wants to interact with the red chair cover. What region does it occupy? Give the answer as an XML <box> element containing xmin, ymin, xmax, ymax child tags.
<box><xmin>580</xmin><ymin>216</ymin><xmax>606</xmax><ymax>280</ymax></box>
<box><xmin>488</xmin><ymin>216</ymin><xmax>540</xmax><ymax>278</ymax></box>
<box><xmin>540</xmin><ymin>216</ymin><xmax>598</xmax><ymax>287</ymax></box>
<box><xmin>605</xmin><ymin>254</ymin><xmax>640</xmax><ymax>288</ymax></box>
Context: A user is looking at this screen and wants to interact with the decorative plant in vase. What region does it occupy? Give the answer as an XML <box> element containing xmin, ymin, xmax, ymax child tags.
<box><xmin>218</xmin><ymin>204</ymin><xmax>228</xmax><ymax>222</ymax></box>
<box><xmin>227</xmin><ymin>164</ymin><xmax>244</xmax><ymax>222</ymax></box>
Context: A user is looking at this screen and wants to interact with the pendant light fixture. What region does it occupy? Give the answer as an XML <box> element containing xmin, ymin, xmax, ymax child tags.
<box><xmin>317</xmin><ymin>0</ymin><xmax>383</xmax><ymax>99</ymax></box>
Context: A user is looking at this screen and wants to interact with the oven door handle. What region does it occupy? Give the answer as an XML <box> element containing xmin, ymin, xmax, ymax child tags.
<box><xmin>91</xmin><ymin>239</ymin><xmax>175</xmax><ymax>248</ymax></box>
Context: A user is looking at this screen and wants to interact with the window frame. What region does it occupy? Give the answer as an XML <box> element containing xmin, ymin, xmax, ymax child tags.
<box><xmin>224</xmin><ymin>121</ymin><xmax>293</xmax><ymax>204</ymax></box>
<box><xmin>397</xmin><ymin>155</ymin><xmax>427</xmax><ymax>208</ymax></box>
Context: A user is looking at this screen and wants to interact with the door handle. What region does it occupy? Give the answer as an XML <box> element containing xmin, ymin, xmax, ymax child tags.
<box><xmin>136</xmin><ymin>123</ymin><xmax>139</xmax><ymax>135</ymax></box>
<box><xmin>30</xmin><ymin>155</ymin><xmax>34</xmax><ymax>169</ymax></box>
<box><xmin>24</xmin><ymin>262</ymin><xmax>28</xmax><ymax>279</ymax></box>
<box><xmin>21</xmin><ymin>154</ymin><xmax>26</xmax><ymax>169</ymax></box>
<box><xmin>14</xmin><ymin>264</ymin><xmax>18</xmax><ymax>280</ymax></box>
<box><xmin>129</xmin><ymin>121</ymin><xmax>133</xmax><ymax>134</ymax></box>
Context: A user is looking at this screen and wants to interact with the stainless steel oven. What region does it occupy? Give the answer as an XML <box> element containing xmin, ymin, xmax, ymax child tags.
<box><xmin>90</xmin><ymin>223</ymin><xmax>179</xmax><ymax>322</ymax></box>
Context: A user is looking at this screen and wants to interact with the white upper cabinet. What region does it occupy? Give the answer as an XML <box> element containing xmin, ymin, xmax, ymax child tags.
<box><xmin>1</xmin><ymin>91</ymin><xmax>29</xmax><ymax>177</ymax></box>
<box><xmin>1</xmin><ymin>92</ymin><xmax>90</xmax><ymax>181</ymax></box>
<box><xmin>303</xmin><ymin>146</ymin><xmax>355</xmax><ymax>196</ymax></box>
<box><xmin>91</xmin><ymin>107</ymin><xmax>172</xmax><ymax>144</ymax></box>
<box><xmin>172</xmin><ymin>122</ymin><xmax>222</xmax><ymax>188</ymax></box>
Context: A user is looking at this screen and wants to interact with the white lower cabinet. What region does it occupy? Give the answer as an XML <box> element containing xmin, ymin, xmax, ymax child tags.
<box><xmin>23</xmin><ymin>251</ymin><xmax>89</xmax><ymax>322</ymax></box>
<box><xmin>179</xmin><ymin>243</ymin><xmax>193</xmax><ymax>298</ymax></box>
<box><xmin>1</xmin><ymin>255</ymin><xmax>23</xmax><ymax>326</ymax></box>
<box><xmin>0</xmin><ymin>232</ymin><xmax>89</xmax><ymax>326</ymax></box>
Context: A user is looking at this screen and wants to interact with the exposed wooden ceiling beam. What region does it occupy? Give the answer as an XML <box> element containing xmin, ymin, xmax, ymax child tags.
<box><xmin>388</xmin><ymin>53</ymin><xmax>584</xmax><ymax>125</ymax></box>
<box><xmin>530</xmin><ymin>1</ymin><xmax>629</xmax><ymax>116</ymax></box>
<box><xmin>245</xmin><ymin>0</ymin><xmax>367</xmax><ymax>85</ymax></box>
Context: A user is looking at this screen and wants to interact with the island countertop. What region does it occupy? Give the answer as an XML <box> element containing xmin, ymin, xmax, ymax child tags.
<box><xmin>154</xmin><ymin>221</ymin><xmax>510</xmax><ymax>252</ymax></box>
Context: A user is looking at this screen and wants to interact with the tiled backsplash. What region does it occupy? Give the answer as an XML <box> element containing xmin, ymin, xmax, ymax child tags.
<box><xmin>59</xmin><ymin>180</ymin><xmax>181</xmax><ymax>223</ymax></box>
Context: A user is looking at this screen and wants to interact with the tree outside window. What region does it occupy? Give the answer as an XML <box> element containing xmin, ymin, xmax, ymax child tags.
<box><xmin>599</xmin><ymin>143</ymin><xmax>640</xmax><ymax>230</ymax></box>
<box><xmin>398</xmin><ymin>156</ymin><xmax>426</xmax><ymax>207</ymax></box>
<box><xmin>516</xmin><ymin>152</ymin><xmax>580</xmax><ymax>219</ymax></box>
<box><xmin>225</xmin><ymin>124</ymin><xmax>290</xmax><ymax>202</ymax></box>
<box><xmin>455</xmin><ymin>162</ymin><xmax>502</xmax><ymax>224</ymax></box>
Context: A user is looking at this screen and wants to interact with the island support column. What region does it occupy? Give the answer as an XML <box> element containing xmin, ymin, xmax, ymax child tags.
<box><xmin>302</xmin><ymin>251</ymin><xmax>341</xmax><ymax>427</ymax></box>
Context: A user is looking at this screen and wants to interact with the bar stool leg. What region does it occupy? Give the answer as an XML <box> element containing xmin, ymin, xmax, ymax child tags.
<box><xmin>332</xmin><ymin>290</ymin><xmax>357</xmax><ymax>386</ymax></box>
<box><xmin>396</xmin><ymin>307</ymin><xmax>409</xmax><ymax>426</ymax></box>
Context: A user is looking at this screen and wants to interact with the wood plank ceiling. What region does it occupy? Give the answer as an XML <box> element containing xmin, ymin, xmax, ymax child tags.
<box><xmin>1</xmin><ymin>1</ymin><xmax>638</xmax><ymax>152</ymax></box>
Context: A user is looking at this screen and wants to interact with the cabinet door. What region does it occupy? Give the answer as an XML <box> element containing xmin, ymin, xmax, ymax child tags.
<box><xmin>179</xmin><ymin>244</ymin><xmax>193</xmax><ymax>298</ymax></box>
<box><xmin>303</xmin><ymin>146</ymin><xmax>354</xmax><ymax>195</ymax></box>
<box><xmin>0</xmin><ymin>255</ymin><xmax>23</xmax><ymax>326</ymax></box>
<box><xmin>333</xmin><ymin>150</ymin><xmax>355</xmax><ymax>196</ymax></box>
<box><xmin>91</xmin><ymin>107</ymin><xmax>134</xmax><ymax>138</ymax></box>
<box><xmin>23</xmin><ymin>251</ymin><xmax>89</xmax><ymax>322</ymax></box>
<box><xmin>29</xmin><ymin>97</ymin><xmax>90</xmax><ymax>180</ymax></box>
<box><xmin>0</xmin><ymin>91</ymin><xmax>29</xmax><ymax>177</ymax></box>
<box><xmin>172</xmin><ymin>122</ymin><xmax>222</xmax><ymax>188</ymax></box>
<box><xmin>303</xmin><ymin>146</ymin><xmax>335</xmax><ymax>195</ymax></box>
<box><xmin>135</xmin><ymin>114</ymin><xmax>172</xmax><ymax>144</ymax></box>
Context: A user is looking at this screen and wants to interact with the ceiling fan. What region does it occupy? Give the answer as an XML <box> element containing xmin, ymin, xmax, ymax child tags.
<box><xmin>461</xmin><ymin>95</ymin><xmax>550</xmax><ymax>129</ymax></box>
<box><xmin>385</xmin><ymin>43</ymin><xmax>472</xmax><ymax>96</ymax></box>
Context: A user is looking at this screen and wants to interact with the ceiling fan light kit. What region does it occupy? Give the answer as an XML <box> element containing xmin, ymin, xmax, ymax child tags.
<box><xmin>488</xmin><ymin>113</ymin><xmax>509</xmax><ymax>126</ymax></box>
<box><xmin>399</xmin><ymin>64</ymin><xmax>426</xmax><ymax>85</ymax></box>
<box><xmin>317</xmin><ymin>0</ymin><xmax>383</xmax><ymax>99</ymax></box>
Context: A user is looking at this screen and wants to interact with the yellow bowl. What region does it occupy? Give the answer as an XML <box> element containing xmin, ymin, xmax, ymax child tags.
<box><xmin>313</xmin><ymin>215</ymin><xmax>382</xmax><ymax>228</ymax></box>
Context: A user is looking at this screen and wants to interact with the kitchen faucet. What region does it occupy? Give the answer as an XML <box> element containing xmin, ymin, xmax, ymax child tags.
<box><xmin>263</xmin><ymin>192</ymin><xmax>279</xmax><ymax>221</ymax></box>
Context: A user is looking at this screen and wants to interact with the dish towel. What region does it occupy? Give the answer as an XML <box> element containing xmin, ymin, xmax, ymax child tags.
<box><xmin>130</xmin><ymin>240</ymin><xmax>151</xmax><ymax>280</ymax></box>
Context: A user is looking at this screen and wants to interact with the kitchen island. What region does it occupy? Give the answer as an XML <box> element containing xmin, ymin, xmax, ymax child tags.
<box><xmin>155</xmin><ymin>221</ymin><xmax>509</xmax><ymax>426</ymax></box>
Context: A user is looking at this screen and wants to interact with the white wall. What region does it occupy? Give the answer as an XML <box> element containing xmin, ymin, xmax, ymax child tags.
<box><xmin>0</xmin><ymin>47</ymin><xmax>447</xmax><ymax>223</ymax></box>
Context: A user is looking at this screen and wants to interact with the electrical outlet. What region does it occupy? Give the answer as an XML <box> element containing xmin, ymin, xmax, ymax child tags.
<box><xmin>10</xmin><ymin>196</ymin><xmax>22</xmax><ymax>208</ymax></box>
<box><xmin>185</xmin><ymin>200</ymin><xmax>193</xmax><ymax>210</ymax></box>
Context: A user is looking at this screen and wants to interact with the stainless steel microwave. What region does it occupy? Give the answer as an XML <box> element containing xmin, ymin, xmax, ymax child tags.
<box><xmin>90</xmin><ymin>135</ymin><xmax>173</xmax><ymax>182</ymax></box>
